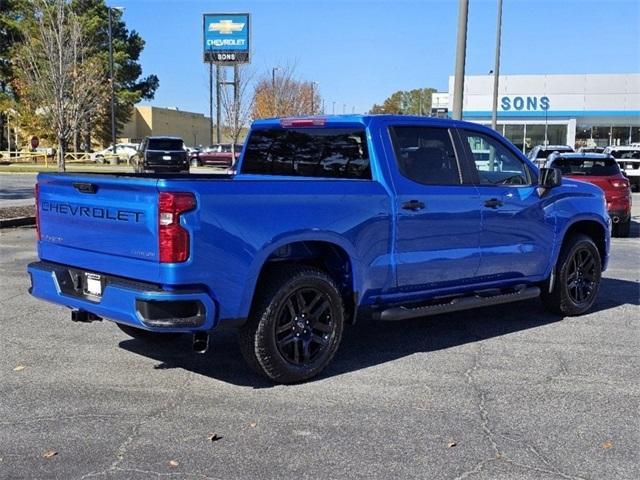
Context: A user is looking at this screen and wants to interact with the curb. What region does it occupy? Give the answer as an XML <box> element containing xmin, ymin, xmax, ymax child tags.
<box><xmin>0</xmin><ymin>216</ymin><xmax>36</xmax><ymax>228</ymax></box>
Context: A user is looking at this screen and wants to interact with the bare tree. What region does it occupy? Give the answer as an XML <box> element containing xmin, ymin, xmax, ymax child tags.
<box><xmin>220</xmin><ymin>65</ymin><xmax>255</xmax><ymax>156</ymax></box>
<box><xmin>252</xmin><ymin>64</ymin><xmax>322</xmax><ymax>119</ymax></box>
<box><xmin>15</xmin><ymin>0</ymin><xmax>107</xmax><ymax>171</ymax></box>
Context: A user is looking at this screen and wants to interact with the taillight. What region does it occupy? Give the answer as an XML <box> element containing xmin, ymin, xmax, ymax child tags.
<box><xmin>35</xmin><ymin>183</ymin><xmax>40</xmax><ymax>240</ymax></box>
<box><xmin>609</xmin><ymin>179</ymin><xmax>629</xmax><ymax>189</ymax></box>
<box><xmin>158</xmin><ymin>192</ymin><xmax>196</xmax><ymax>263</ymax></box>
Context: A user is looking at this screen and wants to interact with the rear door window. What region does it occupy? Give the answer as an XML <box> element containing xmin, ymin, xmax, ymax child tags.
<box><xmin>389</xmin><ymin>126</ymin><xmax>461</xmax><ymax>185</ymax></box>
<box><xmin>241</xmin><ymin>128</ymin><xmax>371</xmax><ymax>179</ymax></box>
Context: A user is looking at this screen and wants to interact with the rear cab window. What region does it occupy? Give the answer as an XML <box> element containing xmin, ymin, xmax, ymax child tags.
<box><xmin>241</xmin><ymin>128</ymin><xmax>371</xmax><ymax>179</ymax></box>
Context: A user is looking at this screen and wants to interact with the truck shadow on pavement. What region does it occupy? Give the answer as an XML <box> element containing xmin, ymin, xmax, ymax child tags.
<box><xmin>118</xmin><ymin>276</ymin><xmax>639</xmax><ymax>388</ymax></box>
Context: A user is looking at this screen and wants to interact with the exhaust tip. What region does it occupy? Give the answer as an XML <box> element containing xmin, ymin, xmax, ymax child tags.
<box><xmin>193</xmin><ymin>332</ymin><xmax>209</xmax><ymax>353</ymax></box>
<box><xmin>612</xmin><ymin>216</ymin><xmax>620</xmax><ymax>224</ymax></box>
<box><xmin>71</xmin><ymin>310</ymin><xmax>102</xmax><ymax>322</ymax></box>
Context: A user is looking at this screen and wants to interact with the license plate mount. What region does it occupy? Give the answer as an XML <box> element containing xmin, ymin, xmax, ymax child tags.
<box><xmin>84</xmin><ymin>273</ymin><xmax>103</xmax><ymax>297</ymax></box>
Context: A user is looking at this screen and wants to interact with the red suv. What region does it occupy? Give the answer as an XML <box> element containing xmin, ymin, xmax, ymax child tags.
<box><xmin>545</xmin><ymin>153</ymin><xmax>632</xmax><ymax>237</ymax></box>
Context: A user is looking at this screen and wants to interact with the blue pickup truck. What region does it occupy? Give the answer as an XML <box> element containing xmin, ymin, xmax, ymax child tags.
<box><xmin>28</xmin><ymin>115</ymin><xmax>610</xmax><ymax>383</ymax></box>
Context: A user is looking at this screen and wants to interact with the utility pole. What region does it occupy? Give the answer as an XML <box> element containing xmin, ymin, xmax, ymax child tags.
<box><xmin>452</xmin><ymin>0</ymin><xmax>469</xmax><ymax>120</ymax></box>
<box><xmin>311</xmin><ymin>82</ymin><xmax>317</xmax><ymax>115</ymax></box>
<box><xmin>108</xmin><ymin>7</ymin><xmax>117</xmax><ymax>153</ymax></box>
<box><xmin>491</xmin><ymin>0</ymin><xmax>503</xmax><ymax>131</ymax></box>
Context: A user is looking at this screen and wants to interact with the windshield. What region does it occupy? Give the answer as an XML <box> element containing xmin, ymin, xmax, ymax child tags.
<box><xmin>551</xmin><ymin>157</ymin><xmax>620</xmax><ymax>176</ymax></box>
<box><xmin>148</xmin><ymin>138</ymin><xmax>184</xmax><ymax>151</ymax></box>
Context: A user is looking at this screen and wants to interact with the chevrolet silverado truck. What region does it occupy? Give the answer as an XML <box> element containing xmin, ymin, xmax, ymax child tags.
<box><xmin>28</xmin><ymin>115</ymin><xmax>610</xmax><ymax>383</ymax></box>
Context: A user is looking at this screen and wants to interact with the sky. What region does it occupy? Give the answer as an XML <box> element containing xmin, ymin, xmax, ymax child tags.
<box><xmin>117</xmin><ymin>0</ymin><xmax>640</xmax><ymax>116</ymax></box>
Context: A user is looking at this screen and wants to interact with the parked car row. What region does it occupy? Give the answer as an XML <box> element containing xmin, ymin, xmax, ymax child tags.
<box><xmin>189</xmin><ymin>143</ymin><xmax>242</xmax><ymax>167</ymax></box>
<box><xmin>92</xmin><ymin>143</ymin><xmax>138</xmax><ymax>163</ymax></box>
<box><xmin>529</xmin><ymin>143</ymin><xmax>640</xmax><ymax>192</ymax></box>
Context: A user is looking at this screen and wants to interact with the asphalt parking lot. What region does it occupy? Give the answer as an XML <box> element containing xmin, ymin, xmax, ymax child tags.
<box><xmin>1</xmin><ymin>199</ymin><xmax>638</xmax><ymax>480</ymax></box>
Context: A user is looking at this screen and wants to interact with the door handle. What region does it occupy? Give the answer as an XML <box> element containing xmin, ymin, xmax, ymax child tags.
<box><xmin>402</xmin><ymin>200</ymin><xmax>425</xmax><ymax>211</ymax></box>
<box><xmin>484</xmin><ymin>198</ymin><xmax>503</xmax><ymax>208</ymax></box>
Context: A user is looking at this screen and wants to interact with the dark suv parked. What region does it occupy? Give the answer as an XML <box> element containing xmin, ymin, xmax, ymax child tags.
<box><xmin>133</xmin><ymin>136</ymin><xmax>189</xmax><ymax>173</ymax></box>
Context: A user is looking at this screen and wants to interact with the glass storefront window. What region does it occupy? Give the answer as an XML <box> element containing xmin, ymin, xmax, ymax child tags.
<box><xmin>575</xmin><ymin>124</ymin><xmax>593</xmax><ymax>148</ymax></box>
<box><xmin>504</xmin><ymin>124</ymin><xmax>524</xmax><ymax>151</ymax></box>
<box><xmin>525</xmin><ymin>125</ymin><xmax>546</xmax><ymax>151</ymax></box>
<box><xmin>612</xmin><ymin>126</ymin><xmax>632</xmax><ymax>146</ymax></box>
<box><xmin>546</xmin><ymin>125</ymin><xmax>567</xmax><ymax>146</ymax></box>
<box><xmin>592</xmin><ymin>126</ymin><xmax>611</xmax><ymax>147</ymax></box>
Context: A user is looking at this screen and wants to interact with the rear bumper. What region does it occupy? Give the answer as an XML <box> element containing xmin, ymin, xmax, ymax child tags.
<box><xmin>608</xmin><ymin>210</ymin><xmax>631</xmax><ymax>223</ymax></box>
<box><xmin>27</xmin><ymin>261</ymin><xmax>217</xmax><ymax>332</ymax></box>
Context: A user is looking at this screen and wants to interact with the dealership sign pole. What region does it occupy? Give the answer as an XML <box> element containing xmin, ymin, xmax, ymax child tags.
<box><xmin>203</xmin><ymin>13</ymin><xmax>251</xmax><ymax>145</ymax></box>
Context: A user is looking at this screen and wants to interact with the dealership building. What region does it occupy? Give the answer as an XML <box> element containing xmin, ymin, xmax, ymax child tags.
<box><xmin>431</xmin><ymin>73</ymin><xmax>640</xmax><ymax>154</ymax></box>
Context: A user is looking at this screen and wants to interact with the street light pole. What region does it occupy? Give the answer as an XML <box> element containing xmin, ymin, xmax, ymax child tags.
<box><xmin>272</xmin><ymin>67</ymin><xmax>280</xmax><ymax>117</ymax></box>
<box><xmin>491</xmin><ymin>0</ymin><xmax>503</xmax><ymax>131</ymax></box>
<box><xmin>310</xmin><ymin>82</ymin><xmax>317</xmax><ymax>115</ymax></box>
<box><xmin>452</xmin><ymin>0</ymin><xmax>469</xmax><ymax>120</ymax></box>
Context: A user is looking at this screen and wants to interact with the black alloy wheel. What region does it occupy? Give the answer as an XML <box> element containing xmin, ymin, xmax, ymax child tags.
<box><xmin>541</xmin><ymin>234</ymin><xmax>602</xmax><ymax>316</ymax></box>
<box><xmin>565</xmin><ymin>247</ymin><xmax>598</xmax><ymax>305</ymax></box>
<box><xmin>274</xmin><ymin>287</ymin><xmax>334</xmax><ymax>366</ymax></box>
<box><xmin>238</xmin><ymin>265</ymin><xmax>345</xmax><ymax>383</ymax></box>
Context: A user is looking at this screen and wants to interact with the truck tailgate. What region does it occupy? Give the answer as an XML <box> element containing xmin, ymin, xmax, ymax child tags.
<box><xmin>38</xmin><ymin>173</ymin><xmax>159</xmax><ymax>262</ymax></box>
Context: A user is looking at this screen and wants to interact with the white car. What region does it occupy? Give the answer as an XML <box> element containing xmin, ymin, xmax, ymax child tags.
<box><xmin>603</xmin><ymin>146</ymin><xmax>640</xmax><ymax>191</ymax></box>
<box><xmin>92</xmin><ymin>144</ymin><xmax>138</xmax><ymax>163</ymax></box>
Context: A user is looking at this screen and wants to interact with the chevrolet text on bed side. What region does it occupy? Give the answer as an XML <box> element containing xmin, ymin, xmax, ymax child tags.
<box><xmin>28</xmin><ymin>115</ymin><xmax>610</xmax><ymax>383</ymax></box>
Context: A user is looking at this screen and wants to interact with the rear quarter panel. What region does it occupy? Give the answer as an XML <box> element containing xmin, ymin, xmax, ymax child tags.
<box><xmin>156</xmin><ymin>176</ymin><xmax>393</xmax><ymax>322</ymax></box>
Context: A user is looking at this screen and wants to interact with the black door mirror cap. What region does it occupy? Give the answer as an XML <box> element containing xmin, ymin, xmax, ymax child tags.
<box><xmin>537</xmin><ymin>167</ymin><xmax>562</xmax><ymax>196</ymax></box>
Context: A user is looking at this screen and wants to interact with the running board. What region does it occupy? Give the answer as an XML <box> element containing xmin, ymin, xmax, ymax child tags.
<box><xmin>375</xmin><ymin>286</ymin><xmax>541</xmax><ymax>322</ymax></box>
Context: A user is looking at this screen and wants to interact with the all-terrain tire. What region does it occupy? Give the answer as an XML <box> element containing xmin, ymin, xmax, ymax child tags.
<box><xmin>541</xmin><ymin>234</ymin><xmax>602</xmax><ymax>316</ymax></box>
<box><xmin>238</xmin><ymin>265</ymin><xmax>345</xmax><ymax>384</ymax></box>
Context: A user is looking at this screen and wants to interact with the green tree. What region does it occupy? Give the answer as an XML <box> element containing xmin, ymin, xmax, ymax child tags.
<box><xmin>0</xmin><ymin>0</ymin><xmax>24</xmax><ymax>149</ymax></box>
<box><xmin>370</xmin><ymin>87</ymin><xmax>437</xmax><ymax>115</ymax></box>
<box><xmin>71</xmin><ymin>0</ymin><xmax>159</xmax><ymax>148</ymax></box>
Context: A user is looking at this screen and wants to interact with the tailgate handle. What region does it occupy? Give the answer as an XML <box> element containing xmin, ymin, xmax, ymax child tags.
<box><xmin>73</xmin><ymin>182</ymin><xmax>98</xmax><ymax>194</ymax></box>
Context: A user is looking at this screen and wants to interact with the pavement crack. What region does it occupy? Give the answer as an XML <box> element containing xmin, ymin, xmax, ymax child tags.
<box><xmin>463</xmin><ymin>344</ymin><xmax>501</xmax><ymax>459</ymax></box>
<box><xmin>504</xmin><ymin>458</ymin><xmax>590</xmax><ymax>480</ymax></box>
<box><xmin>453</xmin><ymin>458</ymin><xmax>496</xmax><ymax>480</ymax></box>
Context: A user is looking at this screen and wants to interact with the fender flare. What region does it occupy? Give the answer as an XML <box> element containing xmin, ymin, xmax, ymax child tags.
<box><xmin>237</xmin><ymin>231</ymin><xmax>362</xmax><ymax>318</ymax></box>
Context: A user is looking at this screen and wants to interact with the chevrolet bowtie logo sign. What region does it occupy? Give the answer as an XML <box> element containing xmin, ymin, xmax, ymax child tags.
<box><xmin>208</xmin><ymin>19</ymin><xmax>245</xmax><ymax>34</ymax></box>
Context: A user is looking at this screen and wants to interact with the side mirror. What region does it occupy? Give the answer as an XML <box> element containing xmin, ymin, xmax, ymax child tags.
<box><xmin>538</xmin><ymin>167</ymin><xmax>562</xmax><ymax>195</ymax></box>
